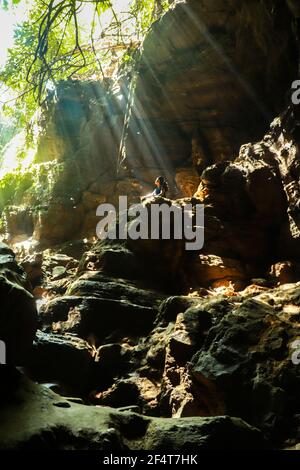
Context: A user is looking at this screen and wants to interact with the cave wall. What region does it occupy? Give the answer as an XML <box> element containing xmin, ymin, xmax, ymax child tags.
<box><xmin>2</xmin><ymin>0</ymin><xmax>299</xmax><ymax>246</ymax></box>
<box><xmin>36</xmin><ymin>0</ymin><xmax>298</xmax><ymax>183</ymax></box>
<box><xmin>125</xmin><ymin>0</ymin><xmax>297</xmax><ymax>177</ymax></box>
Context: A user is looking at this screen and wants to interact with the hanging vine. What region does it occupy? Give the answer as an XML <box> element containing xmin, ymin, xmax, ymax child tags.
<box><xmin>0</xmin><ymin>0</ymin><xmax>170</xmax><ymax>118</ymax></box>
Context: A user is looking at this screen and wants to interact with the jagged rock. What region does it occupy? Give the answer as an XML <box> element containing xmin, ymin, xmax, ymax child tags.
<box><xmin>45</xmin><ymin>278</ymin><xmax>72</xmax><ymax>297</ymax></box>
<box><xmin>38</xmin><ymin>272</ymin><xmax>165</xmax><ymax>341</ymax></box>
<box><xmin>155</xmin><ymin>295</ymin><xmax>201</xmax><ymax>326</ymax></box>
<box><xmin>53</xmin><ymin>239</ymin><xmax>92</xmax><ymax>261</ymax></box>
<box><xmin>198</xmin><ymin>157</ymin><xmax>287</xmax><ymax>224</ymax></box>
<box><xmin>201</xmin><ymin>109</ymin><xmax>300</xmax><ymax>261</ymax></box>
<box><xmin>66</xmin><ymin>272</ymin><xmax>165</xmax><ymax>308</ymax></box>
<box><xmin>0</xmin><ymin>242</ymin><xmax>31</xmax><ymax>289</ymax></box>
<box><xmin>27</xmin><ymin>332</ymin><xmax>131</xmax><ymax>397</ymax></box>
<box><xmin>151</xmin><ymin>291</ymin><xmax>300</xmax><ymax>429</ymax></box>
<box><xmin>269</xmin><ymin>261</ymin><xmax>300</xmax><ymax>285</ymax></box>
<box><xmin>27</xmin><ymin>331</ymin><xmax>97</xmax><ymax>395</ymax></box>
<box><xmin>80</xmin><ymin>242</ymin><xmax>142</xmax><ymax>280</ymax></box>
<box><xmin>189</xmin><ymin>109</ymin><xmax>300</xmax><ymax>270</ymax></box>
<box><xmin>202</xmin><ymin>212</ymin><xmax>273</xmax><ymax>262</ymax></box>
<box><xmin>159</xmin><ymin>344</ymin><xmax>225</xmax><ymax>419</ymax></box>
<box><xmin>0</xmin><ymin>243</ymin><xmax>37</xmax><ymax>365</ymax></box>
<box><xmin>175</xmin><ymin>168</ymin><xmax>200</xmax><ymax>198</ymax></box>
<box><xmin>21</xmin><ymin>252</ymin><xmax>44</xmax><ymax>287</ymax></box>
<box><xmin>95</xmin><ymin>343</ymin><xmax>125</xmax><ymax>373</ymax></box>
<box><xmin>52</xmin><ymin>266</ymin><xmax>67</xmax><ymax>280</ymax></box>
<box><xmin>50</xmin><ymin>253</ymin><xmax>77</xmax><ymax>267</ymax></box>
<box><xmin>93</xmin><ymin>379</ymin><xmax>140</xmax><ymax>408</ymax></box>
<box><xmin>134</xmin><ymin>376</ymin><xmax>161</xmax><ymax>415</ymax></box>
<box><xmin>169</xmin><ymin>306</ymin><xmax>212</xmax><ymax>364</ymax></box>
<box><xmin>189</xmin><ymin>254</ymin><xmax>248</xmax><ymax>289</ymax></box>
<box><xmin>39</xmin><ymin>292</ymin><xmax>157</xmax><ymax>341</ymax></box>
<box><xmin>250</xmin><ymin>278</ymin><xmax>273</xmax><ymax>288</ymax></box>
<box><xmin>93</xmin><ymin>358</ymin><xmax>162</xmax><ymax>414</ymax></box>
<box><xmin>33</xmin><ymin>201</ymin><xmax>85</xmax><ymax>244</ymax></box>
<box><xmin>32</xmin><ymin>285</ymin><xmax>48</xmax><ymax>299</ymax></box>
<box><xmin>190</xmin><ymin>295</ymin><xmax>300</xmax><ymax>443</ymax></box>
<box><xmin>145</xmin><ymin>327</ymin><xmax>170</xmax><ymax>369</ymax></box>
<box><xmin>81</xmin><ymin>203</ymin><xmax>193</xmax><ymax>288</ymax></box>
<box><xmin>38</xmin><ymin>296</ymin><xmax>81</xmax><ymax>330</ymax></box>
<box><xmin>156</xmin><ymin>298</ymin><xmax>216</xmax><ymax>418</ymax></box>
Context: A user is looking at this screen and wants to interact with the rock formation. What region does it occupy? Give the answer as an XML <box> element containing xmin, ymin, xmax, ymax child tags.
<box><xmin>0</xmin><ymin>242</ymin><xmax>37</xmax><ymax>365</ymax></box>
<box><xmin>1</xmin><ymin>0</ymin><xmax>300</xmax><ymax>453</ymax></box>
<box><xmin>0</xmin><ymin>0</ymin><xmax>298</xmax><ymax>244</ymax></box>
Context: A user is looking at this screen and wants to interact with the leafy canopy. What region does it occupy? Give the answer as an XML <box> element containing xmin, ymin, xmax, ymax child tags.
<box><xmin>0</xmin><ymin>0</ymin><xmax>170</xmax><ymax>124</ymax></box>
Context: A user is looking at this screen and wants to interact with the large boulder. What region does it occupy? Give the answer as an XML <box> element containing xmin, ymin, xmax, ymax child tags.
<box><xmin>79</xmin><ymin>242</ymin><xmax>143</xmax><ymax>280</ymax></box>
<box><xmin>37</xmin><ymin>272</ymin><xmax>165</xmax><ymax>345</ymax></box>
<box><xmin>27</xmin><ymin>331</ymin><xmax>98</xmax><ymax>396</ymax></box>
<box><xmin>33</xmin><ymin>200</ymin><xmax>85</xmax><ymax>244</ymax></box>
<box><xmin>0</xmin><ymin>243</ymin><xmax>37</xmax><ymax>365</ymax></box>
<box><xmin>190</xmin><ymin>293</ymin><xmax>300</xmax><ymax>443</ymax></box>
<box><xmin>0</xmin><ymin>374</ymin><xmax>270</xmax><ymax>450</ymax></box>
<box><xmin>39</xmin><ymin>295</ymin><xmax>156</xmax><ymax>341</ymax></box>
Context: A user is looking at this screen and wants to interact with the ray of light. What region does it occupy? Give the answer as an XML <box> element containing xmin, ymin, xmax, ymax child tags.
<box><xmin>182</xmin><ymin>3</ymin><xmax>273</xmax><ymax>121</ymax></box>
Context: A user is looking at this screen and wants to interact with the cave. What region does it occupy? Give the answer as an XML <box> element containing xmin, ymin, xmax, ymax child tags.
<box><xmin>0</xmin><ymin>0</ymin><xmax>300</xmax><ymax>457</ymax></box>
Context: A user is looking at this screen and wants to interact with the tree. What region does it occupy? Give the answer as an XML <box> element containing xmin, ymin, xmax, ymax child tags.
<box><xmin>0</xmin><ymin>0</ymin><xmax>170</xmax><ymax>124</ymax></box>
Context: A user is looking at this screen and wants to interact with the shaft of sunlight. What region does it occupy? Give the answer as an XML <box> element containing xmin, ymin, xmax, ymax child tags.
<box><xmin>182</xmin><ymin>4</ymin><xmax>272</xmax><ymax>121</ymax></box>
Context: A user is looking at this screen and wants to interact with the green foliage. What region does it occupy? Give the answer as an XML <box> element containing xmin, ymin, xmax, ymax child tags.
<box><xmin>0</xmin><ymin>117</ymin><xmax>17</xmax><ymax>154</ymax></box>
<box><xmin>0</xmin><ymin>0</ymin><xmax>171</xmax><ymax>212</ymax></box>
<box><xmin>1</xmin><ymin>0</ymin><xmax>21</xmax><ymax>10</ymax></box>
<box><xmin>0</xmin><ymin>161</ymin><xmax>64</xmax><ymax>212</ymax></box>
<box><xmin>130</xmin><ymin>0</ymin><xmax>169</xmax><ymax>35</ymax></box>
<box><xmin>0</xmin><ymin>0</ymin><xmax>170</xmax><ymax>125</ymax></box>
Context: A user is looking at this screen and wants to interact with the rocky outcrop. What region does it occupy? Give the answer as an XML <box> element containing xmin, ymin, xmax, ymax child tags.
<box><xmin>9</xmin><ymin>102</ymin><xmax>300</xmax><ymax>292</ymax></box>
<box><xmin>1</xmin><ymin>0</ymin><xmax>298</xmax><ymax>246</ymax></box>
<box><xmin>0</xmin><ymin>243</ymin><xmax>37</xmax><ymax>365</ymax></box>
<box><xmin>6</xmin><ymin>101</ymin><xmax>300</xmax><ymax>449</ymax></box>
<box><xmin>188</xmin><ymin>254</ymin><xmax>247</xmax><ymax>290</ymax></box>
<box><xmin>125</xmin><ymin>0</ymin><xmax>297</xmax><ymax>175</ymax></box>
<box><xmin>20</xmin><ymin>228</ymin><xmax>300</xmax><ymax>448</ymax></box>
<box><xmin>193</xmin><ymin>105</ymin><xmax>300</xmax><ymax>269</ymax></box>
<box><xmin>25</xmin><ymin>270</ymin><xmax>166</xmax><ymax>400</ymax></box>
<box><xmin>269</xmin><ymin>260</ymin><xmax>300</xmax><ymax>285</ymax></box>
<box><xmin>7</xmin><ymin>267</ymin><xmax>300</xmax><ymax>448</ymax></box>
<box><xmin>2</xmin><ymin>0</ymin><xmax>300</xmax><ymax>453</ymax></box>
<box><xmin>39</xmin><ymin>293</ymin><xmax>156</xmax><ymax>341</ymax></box>
<box><xmin>0</xmin><ymin>373</ymin><xmax>269</xmax><ymax>450</ymax></box>
<box><xmin>27</xmin><ymin>331</ymin><xmax>101</xmax><ymax>396</ymax></box>
<box><xmin>189</xmin><ymin>293</ymin><xmax>300</xmax><ymax>444</ymax></box>
<box><xmin>175</xmin><ymin>168</ymin><xmax>200</xmax><ymax>198</ymax></box>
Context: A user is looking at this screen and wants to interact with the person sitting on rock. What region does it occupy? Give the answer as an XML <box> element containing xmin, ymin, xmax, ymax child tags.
<box><xmin>140</xmin><ymin>176</ymin><xmax>169</xmax><ymax>201</ymax></box>
<box><xmin>152</xmin><ymin>176</ymin><xmax>169</xmax><ymax>198</ymax></box>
